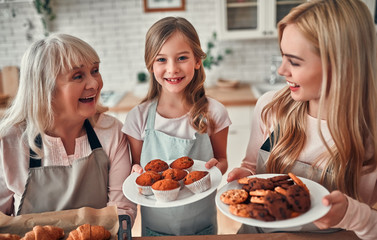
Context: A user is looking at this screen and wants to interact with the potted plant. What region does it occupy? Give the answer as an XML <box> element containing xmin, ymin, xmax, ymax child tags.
<box><xmin>33</xmin><ymin>0</ymin><xmax>55</xmax><ymax>36</ymax></box>
<box><xmin>202</xmin><ymin>32</ymin><xmax>232</xmax><ymax>85</ymax></box>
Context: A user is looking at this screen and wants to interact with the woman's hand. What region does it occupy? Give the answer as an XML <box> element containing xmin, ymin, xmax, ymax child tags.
<box><xmin>131</xmin><ymin>164</ymin><xmax>143</xmax><ymax>174</ymax></box>
<box><xmin>226</xmin><ymin>167</ymin><xmax>252</xmax><ymax>183</ymax></box>
<box><xmin>314</xmin><ymin>190</ymin><xmax>348</xmax><ymax>229</ymax></box>
<box><xmin>205</xmin><ymin>158</ymin><xmax>227</xmax><ymax>175</ymax></box>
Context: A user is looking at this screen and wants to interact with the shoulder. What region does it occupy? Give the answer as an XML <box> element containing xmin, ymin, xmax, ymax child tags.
<box><xmin>125</xmin><ymin>101</ymin><xmax>152</xmax><ymax>123</ymax></box>
<box><xmin>207</xmin><ymin>97</ymin><xmax>228</xmax><ymax>114</ymax></box>
<box><xmin>256</xmin><ymin>90</ymin><xmax>278</xmax><ymax>108</ymax></box>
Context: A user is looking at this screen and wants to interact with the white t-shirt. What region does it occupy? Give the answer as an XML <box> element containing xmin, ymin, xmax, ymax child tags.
<box><xmin>122</xmin><ymin>97</ymin><xmax>232</xmax><ymax>140</ymax></box>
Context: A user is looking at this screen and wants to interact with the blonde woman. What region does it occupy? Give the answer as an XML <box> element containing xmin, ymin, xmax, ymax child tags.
<box><xmin>123</xmin><ymin>17</ymin><xmax>231</xmax><ymax>236</ymax></box>
<box><xmin>0</xmin><ymin>34</ymin><xmax>136</xmax><ymax>224</ymax></box>
<box><xmin>227</xmin><ymin>0</ymin><xmax>377</xmax><ymax>238</ymax></box>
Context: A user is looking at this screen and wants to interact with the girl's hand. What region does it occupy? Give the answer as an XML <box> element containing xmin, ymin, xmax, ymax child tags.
<box><xmin>131</xmin><ymin>164</ymin><xmax>143</xmax><ymax>174</ymax></box>
<box><xmin>314</xmin><ymin>190</ymin><xmax>348</xmax><ymax>229</ymax></box>
<box><xmin>227</xmin><ymin>167</ymin><xmax>252</xmax><ymax>182</ymax></box>
<box><xmin>205</xmin><ymin>158</ymin><xmax>219</xmax><ymax>170</ymax></box>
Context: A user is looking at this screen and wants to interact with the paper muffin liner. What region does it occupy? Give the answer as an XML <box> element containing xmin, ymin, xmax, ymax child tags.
<box><xmin>185</xmin><ymin>172</ymin><xmax>211</xmax><ymax>194</ymax></box>
<box><xmin>136</xmin><ymin>184</ymin><xmax>153</xmax><ymax>196</ymax></box>
<box><xmin>152</xmin><ymin>187</ymin><xmax>180</xmax><ymax>202</ymax></box>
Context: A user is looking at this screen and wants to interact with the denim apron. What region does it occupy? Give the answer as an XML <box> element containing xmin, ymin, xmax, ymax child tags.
<box><xmin>238</xmin><ymin>131</ymin><xmax>338</xmax><ymax>234</ymax></box>
<box><xmin>140</xmin><ymin>101</ymin><xmax>217</xmax><ymax>236</ymax></box>
<box><xmin>17</xmin><ymin>119</ymin><xmax>109</xmax><ymax>215</ymax></box>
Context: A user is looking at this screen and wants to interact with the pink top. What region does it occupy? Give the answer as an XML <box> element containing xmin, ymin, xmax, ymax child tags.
<box><xmin>241</xmin><ymin>91</ymin><xmax>377</xmax><ymax>240</ymax></box>
<box><xmin>0</xmin><ymin>113</ymin><xmax>136</xmax><ymax>222</ymax></box>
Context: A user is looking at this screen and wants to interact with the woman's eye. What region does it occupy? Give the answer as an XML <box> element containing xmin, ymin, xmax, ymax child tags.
<box><xmin>289</xmin><ymin>59</ymin><xmax>299</xmax><ymax>66</ymax></box>
<box><xmin>91</xmin><ymin>68</ymin><xmax>99</xmax><ymax>75</ymax></box>
<box><xmin>73</xmin><ymin>74</ymin><xmax>83</xmax><ymax>80</ymax></box>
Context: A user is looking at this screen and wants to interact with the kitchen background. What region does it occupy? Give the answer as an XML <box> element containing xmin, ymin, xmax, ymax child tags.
<box><xmin>0</xmin><ymin>0</ymin><xmax>285</xmax><ymax>94</ymax></box>
<box><xmin>1</xmin><ymin>0</ymin><xmax>376</xmax><ymax>236</ymax></box>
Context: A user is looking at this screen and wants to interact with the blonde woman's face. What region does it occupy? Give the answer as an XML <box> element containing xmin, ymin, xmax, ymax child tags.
<box><xmin>278</xmin><ymin>24</ymin><xmax>323</xmax><ymax>110</ymax></box>
<box><xmin>52</xmin><ymin>62</ymin><xmax>103</xmax><ymax>122</ymax></box>
<box><xmin>152</xmin><ymin>32</ymin><xmax>201</xmax><ymax>96</ymax></box>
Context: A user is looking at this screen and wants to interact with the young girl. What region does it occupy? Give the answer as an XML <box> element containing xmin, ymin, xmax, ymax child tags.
<box><xmin>122</xmin><ymin>17</ymin><xmax>231</xmax><ymax>236</ymax></box>
<box><xmin>227</xmin><ymin>0</ymin><xmax>377</xmax><ymax>238</ymax></box>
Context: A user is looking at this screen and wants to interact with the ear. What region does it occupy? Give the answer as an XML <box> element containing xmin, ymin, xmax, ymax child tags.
<box><xmin>195</xmin><ymin>59</ymin><xmax>202</xmax><ymax>70</ymax></box>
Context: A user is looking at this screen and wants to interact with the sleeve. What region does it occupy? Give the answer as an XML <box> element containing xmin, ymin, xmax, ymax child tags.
<box><xmin>100</xmin><ymin>115</ymin><xmax>137</xmax><ymax>225</ymax></box>
<box><xmin>0</xmin><ymin>143</ymin><xmax>14</xmax><ymax>215</ymax></box>
<box><xmin>207</xmin><ymin>98</ymin><xmax>232</xmax><ymax>135</ymax></box>
<box><xmin>122</xmin><ymin>102</ymin><xmax>149</xmax><ymax>141</ymax></box>
<box><xmin>240</xmin><ymin>91</ymin><xmax>276</xmax><ymax>174</ymax></box>
<box><xmin>334</xmin><ymin>196</ymin><xmax>377</xmax><ymax>240</ymax></box>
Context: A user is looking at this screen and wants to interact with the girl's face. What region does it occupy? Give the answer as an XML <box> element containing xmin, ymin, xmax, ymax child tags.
<box><xmin>152</xmin><ymin>32</ymin><xmax>201</xmax><ymax>95</ymax></box>
<box><xmin>52</xmin><ymin>62</ymin><xmax>103</xmax><ymax>122</ymax></box>
<box><xmin>278</xmin><ymin>24</ymin><xmax>323</xmax><ymax>107</ymax></box>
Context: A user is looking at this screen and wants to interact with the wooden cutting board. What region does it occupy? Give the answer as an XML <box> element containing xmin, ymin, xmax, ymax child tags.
<box><xmin>1</xmin><ymin>66</ymin><xmax>19</xmax><ymax>97</ymax></box>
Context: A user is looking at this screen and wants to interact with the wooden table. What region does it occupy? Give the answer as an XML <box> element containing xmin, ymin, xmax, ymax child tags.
<box><xmin>133</xmin><ymin>230</ymin><xmax>359</xmax><ymax>240</ymax></box>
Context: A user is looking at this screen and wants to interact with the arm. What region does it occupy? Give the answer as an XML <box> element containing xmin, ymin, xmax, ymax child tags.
<box><xmin>207</xmin><ymin>127</ymin><xmax>229</xmax><ymax>175</ymax></box>
<box><xmin>126</xmin><ymin>134</ymin><xmax>143</xmax><ymax>174</ymax></box>
<box><xmin>227</xmin><ymin>92</ymin><xmax>276</xmax><ymax>182</ymax></box>
<box><xmin>315</xmin><ymin>191</ymin><xmax>377</xmax><ymax>240</ymax></box>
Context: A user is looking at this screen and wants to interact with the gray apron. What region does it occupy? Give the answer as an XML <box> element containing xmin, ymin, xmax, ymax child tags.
<box><xmin>140</xmin><ymin>101</ymin><xmax>217</xmax><ymax>236</ymax></box>
<box><xmin>17</xmin><ymin>119</ymin><xmax>109</xmax><ymax>215</ymax></box>
<box><xmin>238</xmin><ymin>131</ymin><xmax>338</xmax><ymax>234</ymax></box>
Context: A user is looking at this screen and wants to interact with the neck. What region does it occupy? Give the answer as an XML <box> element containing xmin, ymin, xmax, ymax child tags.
<box><xmin>308</xmin><ymin>99</ymin><xmax>327</xmax><ymax>120</ymax></box>
<box><xmin>158</xmin><ymin>92</ymin><xmax>191</xmax><ymax>118</ymax></box>
<box><xmin>46</xmin><ymin>118</ymin><xmax>86</xmax><ymax>155</ymax></box>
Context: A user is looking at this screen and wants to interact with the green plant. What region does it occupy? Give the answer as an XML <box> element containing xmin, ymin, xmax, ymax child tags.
<box><xmin>33</xmin><ymin>0</ymin><xmax>55</xmax><ymax>36</ymax></box>
<box><xmin>202</xmin><ymin>32</ymin><xmax>232</xmax><ymax>70</ymax></box>
<box><xmin>137</xmin><ymin>72</ymin><xmax>148</xmax><ymax>83</ymax></box>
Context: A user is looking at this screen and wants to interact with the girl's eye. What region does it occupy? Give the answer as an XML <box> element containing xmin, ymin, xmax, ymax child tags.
<box><xmin>178</xmin><ymin>56</ymin><xmax>188</xmax><ymax>61</ymax></box>
<box><xmin>156</xmin><ymin>58</ymin><xmax>166</xmax><ymax>63</ymax></box>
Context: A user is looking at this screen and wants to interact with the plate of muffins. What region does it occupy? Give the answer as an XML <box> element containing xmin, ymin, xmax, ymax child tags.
<box><xmin>215</xmin><ymin>173</ymin><xmax>331</xmax><ymax>228</ymax></box>
<box><xmin>122</xmin><ymin>157</ymin><xmax>222</xmax><ymax>208</ymax></box>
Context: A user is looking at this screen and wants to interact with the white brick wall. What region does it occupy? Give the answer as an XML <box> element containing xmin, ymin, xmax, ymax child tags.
<box><xmin>0</xmin><ymin>0</ymin><xmax>280</xmax><ymax>92</ymax></box>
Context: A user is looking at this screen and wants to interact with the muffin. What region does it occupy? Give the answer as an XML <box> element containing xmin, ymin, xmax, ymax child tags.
<box><xmin>184</xmin><ymin>171</ymin><xmax>211</xmax><ymax>194</ymax></box>
<box><xmin>162</xmin><ymin>168</ymin><xmax>188</xmax><ymax>188</ymax></box>
<box><xmin>169</xmin><ymin>156</ymin><xmax>194</xmax><ymax>172</ymax></box>
<box><xmin>144</xmin><ymin>159</ymin><xmax>169</xmax><ymax>173</ymax></box>
<box><xmin>151</xmin><ymin>179</ymin><xmax>180</xmax><ymax>202</ymax></box>
<box><xmin>135</xmin><ymin>171</ymin><xmax>162</xmax><ymax>195</ymax></box>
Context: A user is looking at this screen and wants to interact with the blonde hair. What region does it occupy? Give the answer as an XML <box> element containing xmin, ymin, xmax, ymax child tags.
<box><xmin>0</xmin><ymin>33</ymin><xmax>107</xmax><ymax>158</ymax></box>
<box><xmin>263</xmin><ymin>0</ymin><xmax>377</xmax><ymax>200</ymax></box>
<box><xmin>143</xmin><ymin>16</ymin><xmax>213</xmax><ymax>133</ymax></box>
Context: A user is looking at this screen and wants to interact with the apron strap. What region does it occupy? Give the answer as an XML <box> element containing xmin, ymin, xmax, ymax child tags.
<box><xmin>146</xmin><ymin>101</ymin><xmax>158</xmax><ymax>130</ymax></box>
<box><xmin>84</xmin><ymin>119</ymin><xmax>102</xmax><ymax>150</ymax></box>
<box><xmin>29</xmin><ymin>134</ymin><xmax>42</xmax><ymax>168</ymax></box>
<box><xmin>261</xmin><ymin>131</ymin><xmax>274</xmax><ymax>152</ymax></box>
<box><xmin>28</xmin><ymin>119</ymin><xmax>102</xmax><ymax>168</ymax></box>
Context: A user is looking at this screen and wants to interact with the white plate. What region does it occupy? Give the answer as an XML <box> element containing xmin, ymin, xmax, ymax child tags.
<box><xmin>215</xmin><ymin>174</ymin><xmax>331</xmax><ymax>228</ymax></box>
<box><xmin>123</xmin><ymin>160</ymin><xmax>222</xmax><ymax>208</ymax></box>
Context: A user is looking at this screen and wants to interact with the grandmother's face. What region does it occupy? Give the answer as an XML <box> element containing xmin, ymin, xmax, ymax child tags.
<box><xmin>52</xmin><ymin>61</ymin><xmax>103</xmax><ymax>123</ymax></box>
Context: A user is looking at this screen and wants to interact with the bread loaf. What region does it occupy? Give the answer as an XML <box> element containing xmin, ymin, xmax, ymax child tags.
<box><xmin>67</xmin><ymin>224</ymin><xmax>111</xmax><ymax>240</ymax></box>
<box><xmin>21</xmin><ymin>225</ymin><xmax>64</xmax><ymax>240</ymax></box>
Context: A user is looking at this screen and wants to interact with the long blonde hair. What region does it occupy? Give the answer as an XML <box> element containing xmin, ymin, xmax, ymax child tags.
<box><xmin>262</xmin><ymin>0</ymin><xmax>377</xmax><ymax>200</ymax></box>
<box><xmin>0</xmin><ymin>33</ymin><xmax>107</xmax><ymax>159</ymax></box>
<box><xmin>143</xmin><ymin>16</ymin><xmax>213</xmax><ymax>133</ymax></box>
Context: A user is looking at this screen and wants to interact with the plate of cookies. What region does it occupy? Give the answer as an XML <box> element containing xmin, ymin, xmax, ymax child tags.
<box><xmin>123</xmin><ymin>157</ymin><xmax>222</xmax><ymax>208</ymax></box>
<box><xmin>215</xmin><ymin>173</ymin><xmax>331</xmax><ymax>228</ymax></box>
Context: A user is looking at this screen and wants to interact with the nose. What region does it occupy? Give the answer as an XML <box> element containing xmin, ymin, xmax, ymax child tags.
<box><xmin>277</xmin><ymin>58</ymin><xmax>289</xmax><ymax>77</ymax></box>
<box><xmin>86</xmin><ymin>74</ymin><xmax>101</xmax><ymax>90</ymax></box>
<box><xmin>167</xmin><ymin>61</ymin><xmax>179</xmax><ymax>74</ymax></box>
